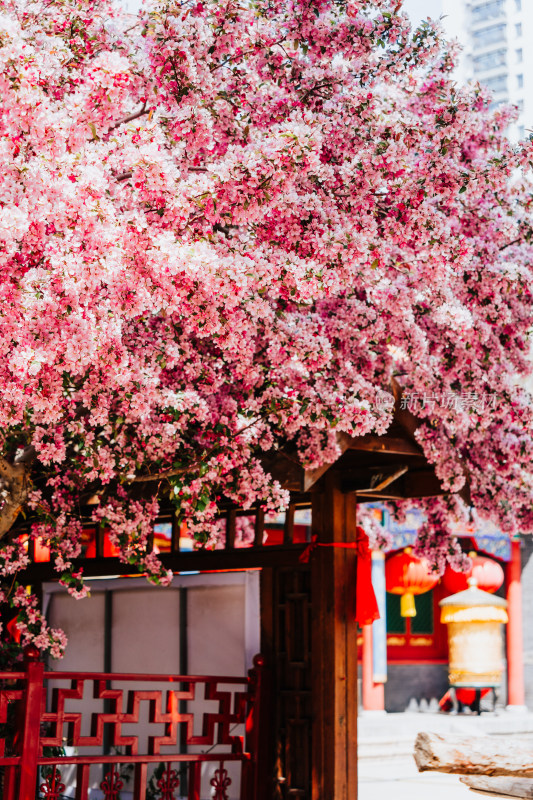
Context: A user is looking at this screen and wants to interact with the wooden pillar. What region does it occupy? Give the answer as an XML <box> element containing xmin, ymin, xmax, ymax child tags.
<box><xmin>506</xmin><ymin>539</ymin><xmax>526</xmax><ymax>710</ymax></box>
<box><xmin>311</xmin><ymin>474</ymin><xmax>358</xmax><ymax>800</ymax></box>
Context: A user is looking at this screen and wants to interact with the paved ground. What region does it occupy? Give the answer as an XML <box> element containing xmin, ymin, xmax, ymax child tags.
<box><xmin>358</xmin><ymin>709</ymin><xmax>533</xmax><ymax>799</ymax></box>
<box><xmin>359</xmin><ymin>755</ymin><xmax>473</xmax><ymax>800</ymax></box>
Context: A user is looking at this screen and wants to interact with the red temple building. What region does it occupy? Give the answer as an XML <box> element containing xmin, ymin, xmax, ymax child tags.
<box><xmin>359</xmin><ymin>506</ymin><xmax>525</xmax><ymax>715</ymax></box>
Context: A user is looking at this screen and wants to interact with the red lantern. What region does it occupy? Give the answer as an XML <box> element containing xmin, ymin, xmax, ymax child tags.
<box><xmin>385</xmin><ymin>547</ymin><xmax>439</xmax><ymax>617</ymax></box>
<box><xmin>442</xmin><ymin>552</ymin><xmax>504</xmax><ymax>595</ymax></box>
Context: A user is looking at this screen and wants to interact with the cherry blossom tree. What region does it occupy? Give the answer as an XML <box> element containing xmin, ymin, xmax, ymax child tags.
<box><xmin>0</xmin><ymin>0</ymin><xmax>532</xmax><ymax>656</ymax></box>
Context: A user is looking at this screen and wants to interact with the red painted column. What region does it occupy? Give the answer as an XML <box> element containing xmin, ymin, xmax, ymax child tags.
<box><xmin>362</xmin><ymin>623</ymin><xmax>385</xmax><ymax>711</ymax></box>
<box><xmin>18</xmin><ymin>646</ymin><xmax>45</xmax><ymax>800</ymax></box>
<box><xmin>506</xmin><ymin>538</ymin><xmax>526</xmax><ymax>710</ymax></box>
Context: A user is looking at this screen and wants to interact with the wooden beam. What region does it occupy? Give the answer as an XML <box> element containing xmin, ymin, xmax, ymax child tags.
<box><xmin>343</xmin><ymin>465</ymin><xmax>447</xmax><ymax>500</ymax></box>
<box><xmin>341</xmin><ymin>465</ymin><xmax>408</xmax><ymax>494</ymax></box>
<box><xmin>304</xmin><ymin>433</ymin><xmax>423</xmax><ymax>493</ymax></box>
<box><xmin>357</xmin><ymin>489</ymin><xmax>404</xmax><ymax>501</ymax></box>
<box><xmin>414</xmin><ymin>732</ymin><xmax>533</xmax><ymax>778</ymax></box>
<box><xmin>347</xmin><ymin>434</ymin><xmax>423</xmax><ymax>457</ymax></box>
<box><xmin>18</xmin><ymin>544</ymin><xmax>310</xmax><ymax>583</ymax></box>
<box><xmin>261</xmin><ymin>452</ymin><xmax>303</xmax><ymax>492</ymax></box>
<box><xmin>402</xmin><ymin>470</ymin><xmax>448</xmax><ymax>498</ymax></box>
<box><xmin>371</xmin><ymin>465</ymin><xmax>408</xmax><ymax>491</ymax></box>
<box><xmin>356</xmin><ymin>470</ymin><xmax>449</xmax><ymax>500</ymax></box>
<box><xmin>303</xmin><ymin>433</ymin><xmax>352</xmax><ymax>491</ymax></box>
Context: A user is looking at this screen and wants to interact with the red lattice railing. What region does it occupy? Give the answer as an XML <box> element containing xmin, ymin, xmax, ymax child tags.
<box><xmin>0</xmin><ymin>648</ymin><xmax>267</xmax><ymax>800</ymax></box>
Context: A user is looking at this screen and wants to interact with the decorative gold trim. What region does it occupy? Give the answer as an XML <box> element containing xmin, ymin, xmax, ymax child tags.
<box><xmin>409</xmin><ymin>636</ymin><xmax>433</xmax><ymax>646</ymax></box>
<box><xmin>387</xmin><ymin>636</ymin><xmax>407</xmax><ymax>646</ymax></box>
<box><xmin>449</xmin><ymin>670</ymin><xmax>502</xmax><ymax>686</ymax></box>
<box><xmin>441</xmin><ymin>606</ymin><xmax>508</xmax><ymax>624</ymax></box>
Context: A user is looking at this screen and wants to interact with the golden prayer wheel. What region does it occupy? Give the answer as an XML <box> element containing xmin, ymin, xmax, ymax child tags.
<box><xmin>440</xmin><ymin>579</ymin><xmax>508</xmax><ymax>687</ymax></box>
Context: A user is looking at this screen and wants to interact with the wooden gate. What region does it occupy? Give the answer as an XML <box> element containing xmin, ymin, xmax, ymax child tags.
<box><xmin>0</xmin><ymin>648</ymin><xmax>267</xmax><ymax>800</ymax></box>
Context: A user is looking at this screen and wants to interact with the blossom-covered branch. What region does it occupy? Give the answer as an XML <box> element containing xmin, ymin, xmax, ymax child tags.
<box><xmin>0</xmin><ymin>0</ymin><xmax>532</xmax><ymax>657</ymax></box>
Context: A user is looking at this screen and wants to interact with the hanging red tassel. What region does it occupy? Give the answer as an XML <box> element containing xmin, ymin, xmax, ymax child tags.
<box><xmin>354</xmin><ymin>526</ymin><xmax>380</xmax><ymax>626</ymax></box>
<box><xmin>298</xmin><ymin>526</ymin><xmax>380</xmax><ymax>626</ymax></box>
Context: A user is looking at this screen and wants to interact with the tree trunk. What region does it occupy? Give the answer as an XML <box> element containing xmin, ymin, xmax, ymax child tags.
<box><xmin>0</xmin><ymin>456</ymin><xmax>30</xmax><ymax>538</ymax></box>
<box><xmin>414</xmin><ymin>732</ymin><xmax>533</xmax><ymax>777</ymax></box>
<box><xmin>460</xmin><ymin>776</ymin><xmax>533</xmax><ymax>798</ymax></box>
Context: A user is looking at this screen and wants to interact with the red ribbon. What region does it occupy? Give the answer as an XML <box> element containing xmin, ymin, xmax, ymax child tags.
<box><xmin>299</xmin><ymin>526</ymin><xmax>380</xmax><ymax>626</ymax></box>
<box><xmin>6</xmin><ymin>614</ymin><xmax>22</xmax><ymax>643</ymax></box>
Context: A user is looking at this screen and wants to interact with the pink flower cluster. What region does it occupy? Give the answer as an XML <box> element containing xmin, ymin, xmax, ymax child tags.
<box><xmin>0</xmin><ymin>0</ymin><xmax>532</xmax><ymax>656</ymax></box>
<box><xmin>10</xmin><ymin>586</ymin><xmax>67</xmax><ymax>659</ymax></box>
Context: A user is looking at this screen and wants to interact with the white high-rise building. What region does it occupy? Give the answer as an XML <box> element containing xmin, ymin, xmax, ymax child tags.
<box><xmin>441</xmin><ymin>0</ymin><xmax>532</xmax><ymax>139</ymax></box>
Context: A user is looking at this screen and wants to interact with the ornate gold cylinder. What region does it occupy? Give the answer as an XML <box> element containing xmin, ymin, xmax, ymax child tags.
<box><xmin>440</xmin><ymin>582</ymin><xmax>508</xmax><ymax>688</ymax></box>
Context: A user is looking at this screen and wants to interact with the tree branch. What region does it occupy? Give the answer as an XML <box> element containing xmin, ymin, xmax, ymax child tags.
<box><xmin>116</xmin><ymin>165</ymin><xmax>206</xmax><ymax>184</ymax></box>
<box><xmin>109</xmin><ymin>105</ymin><xmax>149</xmax><ymax>131</ymax></box>
<box><xmin>128</xmin><ymin>416</ymin><xmax>268</xmax><ymax>484</ymax></box>
<box><xmin>213</xmin><ymin>223</ymin><xmax>237</xmax><ymax>236</ymax></box>
<box><xmin>210</xmin><ymin>40</ymin><xmax>285</xmax><ymax>72</ymax></box>
<box><xmin>14</xmin><ymin>445</ymin><xmax>36</xmax><ymax>465</ymax></box>
<box><xmin>129</xmin><ymin>465</ymin><xmax>191</xmax><ymax>483</ymax></box>
<box><xmin>499</xmin><ymin>237</ymin><xmax>522</xmax><ymax>251</ymax></box>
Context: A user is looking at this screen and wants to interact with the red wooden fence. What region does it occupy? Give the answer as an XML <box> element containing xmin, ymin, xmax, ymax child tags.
<box><xmin>0</xmin><ymin>648</ymin><xmax>267</xmax><ymax>800</ymax></box>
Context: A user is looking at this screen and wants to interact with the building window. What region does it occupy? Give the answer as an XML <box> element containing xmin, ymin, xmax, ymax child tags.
<box><xmin>517</xmin><ymin>74</ymin><xmax>524</xmax><ymax>88</ymax></box>
<box><xmin>471</xmin><ymin>0</ymin><xmax>505</xmax><ymax>23</ymax></box>
<box><xmin>410</xmin><ymin>592</ymin><xmax>434</xmax><ymax>635</ymax></box>
<box><xmin>473</xmin><ymin>48</ymin><xmax>507</xmax><ymax>72</ymax></box>
<box><xmin>515</xmin><ymin>0</ymin><xmax>522</xmax><ymax>10</ymax></box>
<box><xmin>517</xmin><ymin>98</ymin><xmax>524</xmax><ymax>112</ymax></box>
<box><xmin>472</xmin><ymin>24</ymin><xmax>506</xmax><ymax>49</ymax></box>
<box><xmin>386</xmin><ymin>593</ymin><xmax>406</xmax><ymax>634</ymax></box>
<box><xmin>386</xmin><ymin>592</ymin><xmax>434</xmax><ymax>634</ymax></box>
<box><xmin>516</xmin><ymin>48</ymin><xmax>523</xmax><ymax>63</ymax></box>
<box><xmin>518</xmin><ymin>126</ymin><xmax>526</xmax><ymax>139</ymax></box>
<box><xmin>484</xmin><ymin>73</ymin><xmax>508</xmax><ymax>93</ymax></box>
<box><xmin>386</xmin><ymin>591</ymin><xmax>435</xmax><ymax>638</ymax></box>
<box><xmin>516</xmin><ymin>23</ymin><xmax>522</xmax><ymax>37</ymax></box>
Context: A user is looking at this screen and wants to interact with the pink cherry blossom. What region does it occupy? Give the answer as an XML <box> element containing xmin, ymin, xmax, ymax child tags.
<box><xmin>0</xmin><ymin>0</ymin><xmax>532</xmax><ymax>657</ymax></box>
